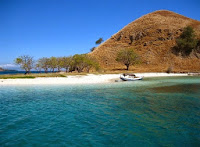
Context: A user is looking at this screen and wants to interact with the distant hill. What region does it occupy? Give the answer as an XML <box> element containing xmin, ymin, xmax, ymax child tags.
<box><xmin>90</xmin><ymin>10</ymin><xmax>200</xmax><ymax>72</ymax></box>
<box><xmin>0</xmin><ymin>67</ymin><xmax>17</xmax><ymax>72</ymax></box>
<box><xmin>0</xmin><ymin>67</ymin><xmax>4</xmax><ymax>71</ymax></box>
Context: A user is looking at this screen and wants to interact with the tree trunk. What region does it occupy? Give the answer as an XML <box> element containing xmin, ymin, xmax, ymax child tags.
<box><xmin>126</xmin><ymin>64</ymin><xmax>129</xmax><ymax>70</ymax></box>
<box><xmin>58</xmin><ymin>67</ymin><xmax>61</xmax><ymax>72</ymax></box>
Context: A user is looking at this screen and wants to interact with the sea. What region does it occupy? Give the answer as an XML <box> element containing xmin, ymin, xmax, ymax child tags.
<box><xmin>0</xmin><ymin>76</ymin><xmax>200</xmax><ymax>146</ymax></box>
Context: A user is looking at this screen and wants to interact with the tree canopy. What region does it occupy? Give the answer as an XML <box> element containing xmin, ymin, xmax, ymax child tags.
<box><xmin>116</xmin><ymin>48</ymin><xmax>139</xmax><ymax>70</ymax></box>
<box><xmin>15</xmin><ymin>55</ymin><xmax>34</xmax><ymax>74</ymax></box>
<box><xmin>174</xmin><ymin>26</ymin><xmax>198</xmax><ymax>56</ymax></box>
<box><xmin>90</xmin><ymin>47</ymin><xmax>96</xmax><ymax>52</ymax></box>
<box><xmin>73</xmin><ymin>54</ymin><xmax>99</xmax><ymax>73</ymax></box>
<box><xmin>15</xmin><ymin>54</ymin><xmax>99</xmax><ymax>73</ymax></box>
<box><xmin>37</xmin><ymin>57</ymin><xmax>50</xmax><ymax>73</ymax></box>
<box><xmin>95</xmin><ymin>38</ymin><xmax>104</xmax><ymax>45</ymax></box>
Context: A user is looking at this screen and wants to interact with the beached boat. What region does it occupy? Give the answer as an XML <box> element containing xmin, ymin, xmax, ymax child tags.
<box><xmin>120</xmin><ymin>73</ymin><xmax>143</xmax><ymax>81</ymax></box>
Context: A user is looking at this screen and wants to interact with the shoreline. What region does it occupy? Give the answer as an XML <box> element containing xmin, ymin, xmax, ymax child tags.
<box><xmin>0</xmin><ymin>73</ymin><xmax>190</xmax><ymax>85</ymax></box>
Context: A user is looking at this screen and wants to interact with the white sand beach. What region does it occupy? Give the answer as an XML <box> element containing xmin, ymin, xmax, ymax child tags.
<box><xmin>0</xmin><ymin>73</ymin><xmax>189</xmax><ymax>85</ymax></box>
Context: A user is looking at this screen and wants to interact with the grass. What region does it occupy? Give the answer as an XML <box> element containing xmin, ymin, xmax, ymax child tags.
<box><xmin>0</xmin><ymin>72</ymin><xmax>92</xmax><ymax>79</ymax></box>
<box><xmin>0</xmin><ymin>73</ymin><xmax>67</xmax><ymax>79</ymax></box>
<box><xmin>89</xmin><ymin>10</ymin><xmax>200</xmax><ymax>72</ymax></box>
<box><xmin>0</xmin><ymin>76</ymin><xmax>35</xmax><ymax>79</ymax></box>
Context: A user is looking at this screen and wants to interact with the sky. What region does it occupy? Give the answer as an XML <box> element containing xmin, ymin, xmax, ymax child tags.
<box><xmin>0</xmin><ymin>0</ymin><xmax>200</xmax><ymax>69</ymax></box>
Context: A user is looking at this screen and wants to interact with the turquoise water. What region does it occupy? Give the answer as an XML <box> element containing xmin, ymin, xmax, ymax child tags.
<box><xmin>0</xmin><ymin>77</ymin><xmax>200</xmax><ymax>146</ymax></box>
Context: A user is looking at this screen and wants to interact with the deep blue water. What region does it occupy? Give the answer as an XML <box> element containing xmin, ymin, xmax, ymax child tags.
<box><xmin>0</xmin><ymin>77</ymin><xmax>200</xmax><ymax>146</ymax></box>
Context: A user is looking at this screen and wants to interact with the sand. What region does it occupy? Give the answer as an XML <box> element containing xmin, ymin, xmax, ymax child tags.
<box><xmin>0</xmin><ymin>73</ymin><xmax>189</xmax><ymax>85</ymax></box>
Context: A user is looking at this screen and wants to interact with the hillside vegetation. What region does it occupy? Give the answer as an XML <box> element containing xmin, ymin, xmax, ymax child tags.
<box><xmin>90</xmin><ymin>10</ymin><xmax>200</xmax><ymax>72</ymax></box>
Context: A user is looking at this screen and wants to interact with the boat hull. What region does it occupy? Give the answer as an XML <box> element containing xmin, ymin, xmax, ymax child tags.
<box><xmin>120</xmin><ymin>76</ymin><xmax>143</xmax><ymax>81</ymax></box>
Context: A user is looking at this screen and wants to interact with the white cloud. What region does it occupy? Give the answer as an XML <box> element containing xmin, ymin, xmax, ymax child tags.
<box><xmin>0</xmin><ymin>64</ymin><xmax>20</xmax><ymax>70</ymax></box>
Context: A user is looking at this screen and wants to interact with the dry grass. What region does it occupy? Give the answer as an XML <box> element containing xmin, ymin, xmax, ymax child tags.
<box><xmin>0</xmin><ymin>72</ymin><xmax>91</xmax><ymax>79</ymax></box>
<box><xmin>89</xmin><ymin>10</ymin><xmax>200</xmax><ymax>72</ymax></box>
<box><xmin>0</xmin><ymin>73</ymin><xmax>66</xmax><ymax>79</ymax></box>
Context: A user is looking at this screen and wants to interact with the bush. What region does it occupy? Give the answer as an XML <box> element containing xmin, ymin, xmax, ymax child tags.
<box><xmin>166</xmin><ymin>66</ymin><xmax>173</xmax><ymax>73</ymax></box>
<box><xmin>173</xmin><ymin>26</ymin><xmax>198</xmax><ymax>56</ymax></box>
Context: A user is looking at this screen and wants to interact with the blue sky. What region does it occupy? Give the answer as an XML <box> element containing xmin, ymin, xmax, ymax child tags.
<box><xmin>0</xmin><ymin>0</ymin><xmax>199</xmax><ymax>69</ymax></box>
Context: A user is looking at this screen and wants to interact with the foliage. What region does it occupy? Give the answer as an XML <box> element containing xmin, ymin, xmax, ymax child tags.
<box><xmin>56</xmin><ymin>57</ymin><xmax>63</xmax><ymax>72</ymax></box>
<box><xmin>14</xmin><ymin>55</ymin><xmax>34</xmax><ymax>74</ymax></box>
<box><xmin>90</xmin><ymin>47</ymin><xmax>96</xmax><ymax>52</ymax></box>
<box><xmin>37</xmin><ymin>57</ymin><xmax>50</xmax><ymax>73</ymax></box>
<box><xmin>95</xmin><ymin>38</ymin><xmax>104</xmax><ymax>45</ymax></box>
<box><xmin>62</xmin><ymin>56</ymin><xmax>74</xmax><ymax>72</ymax></box>
<box><xmin>173</xmin><ymin>26</ymin><xmax>198</xmax><ymax>56</ymax></box>
<box><xmin>49</xmin><ymin>57</ymin><xmax>58</xmax><ymax>72</ymax></box>
<box><xmin>116</xmin><ymin>48</ymin><xmax>139</xmax><ymax>70</ymax></box>
<box><xmin>72</xmin><ymin>54</ymin><xmax>87</xmax><ymax>73</ymax></box>
<box><xmin>35</xmin><ymin>63</ymin><xmax>42</xmax><ymax>72</ymax></box>
<box><xmin>72</xmin><ymin>54</ymin><xmax>99</xmax><ymax>73</ymax></box>
<box><xmin>84</xmin><ymin>55</ymin><xmax>99</xmax><ymax>73</ymax></box>
<box><xmin>15</xmin><ymin>54</ymin><xmax>99</xmax><ymax>73</ymax></box>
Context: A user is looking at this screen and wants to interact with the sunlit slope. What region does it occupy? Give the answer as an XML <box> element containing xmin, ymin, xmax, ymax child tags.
<box><xmin>90</xmin><ymin>10</ymin><xmax>200</xmax><ymax>72</ymax></box>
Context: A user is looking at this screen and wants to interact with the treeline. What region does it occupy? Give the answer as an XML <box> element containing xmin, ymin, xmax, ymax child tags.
<box><xmin>15</xmin><ymin>54</ymin><xmax>99</xmax><ymax>74</ymax></box>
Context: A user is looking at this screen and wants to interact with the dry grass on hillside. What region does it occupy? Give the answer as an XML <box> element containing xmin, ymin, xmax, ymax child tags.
<box><xmin>89</xmin><ymin>10</ymin><xmax>200</xmax><ymax>72</ymax></box>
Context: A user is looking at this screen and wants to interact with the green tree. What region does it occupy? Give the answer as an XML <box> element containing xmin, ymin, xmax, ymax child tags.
<box><xmin>62</xmin><ymin>56</ymin><xmax>74</xmax><ymax>72</ymax></box>
<box><xmin>72</xmin><ymin>54</ymin><xmax>99</xmax><ymax>73</ymax></box>
<box><xmin>37</xmin><ymin>57</ymin><xmax>50</xmax><ymax>73</ymax></box>
<box><xmin>73</xmin><ymin>54</ymin><xmax>87</xmax><ymax>73</ymax></box>
<box><xmin>84</xmin><ymin>55</ymin><xmax>99</xmax><ymax>73</ymax></box>
<box><xmin>56</xmin><ymin>57</ymin><xmax>63</xmax><ymax>72</ymax></box>
<box><xmin>175</xmin><ymin>26</ymin><xmax>198</xmax><ymax>56</ymax></box>
<box><xmin>90</xmin><ymin>47</ymin><xmax>96</xmax><ymax>52</ymax></box>
<box><xmin>95</xmin><ymin>38</ymin><xmax>103</xmax><ymax>45</ymax></box>
<box><xmin>15</xmin><ymin>55</ymin><xmax>34</xmax><ymax>74</ymax></box>
<box><xmin>49</xmin><ymin>57</ymin><xmax>57</xmax><ymax>72</ymax></box>
<box><xmin>116</xmin><ymin>48</ymin><xmax>139</xmax><ymax>70</ymax></box>
<box><xmin>35</xmin><ymin>63</ymin><xmax>42</xmax><ymax>73</ymax></box>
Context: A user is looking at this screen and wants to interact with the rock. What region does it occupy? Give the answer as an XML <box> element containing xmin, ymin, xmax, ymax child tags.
<box><xmin>157</xmin><ymin>29</ymin><xmax>162</xmax><ymax>33</ymax></box>
<box><xmin>116</xmin><ymin>35</ymin><xmax>121</xmax><ymax>41</ymax></box>
<box><xmin>164</xmin><ymin>29</ymin><xmax>169</xmax><ymax>32</ymax></box>
<box><xmin>168</xmin><ymin>32</ymin><xmax>173</xmax><ymax>36</ymax></box>
<box><xmin>158</xmin><ymin>37</ymin><xmax>165</xmax><ymax>41</ymax></box>
<box><xmin>135</xmin><ymin>32</ymin><xmax>145</xmax><ymax>40</ymax></box>
<box><xmin>129</xmin><ymin>35</ymin><xmax>134</xmax><ymax>44</ymax></box>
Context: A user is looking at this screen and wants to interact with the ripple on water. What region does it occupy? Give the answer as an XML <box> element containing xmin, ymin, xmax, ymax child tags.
<box><xmin>0</xmin><ymin>76</ymin><xmax>200</xmax><ymax>146</ymax></box>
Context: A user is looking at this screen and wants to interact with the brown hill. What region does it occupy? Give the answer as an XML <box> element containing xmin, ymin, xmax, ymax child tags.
<box><xmin>90</xmin><ymin>10</ymin><xmax>200</xmax><ymax>72</ymax></box>
<box><xmin>0</xmin><ymin>67</ymin><xmax>4</xmax><ymax>71</ymax></box>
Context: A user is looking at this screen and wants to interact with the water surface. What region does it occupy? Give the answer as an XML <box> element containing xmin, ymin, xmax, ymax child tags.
<box><xmin>0</xmin><ymin>76</ymin><xmax>200</xmax><ymax>146</ymax></box>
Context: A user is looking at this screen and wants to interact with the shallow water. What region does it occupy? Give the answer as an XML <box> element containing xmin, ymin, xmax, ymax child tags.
<box><xmin>0</xmin><ymin>77</ymin><xmax>200</xmax><ymax>146</ymax></box>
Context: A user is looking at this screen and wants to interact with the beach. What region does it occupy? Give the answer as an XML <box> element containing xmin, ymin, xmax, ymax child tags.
<box><xmin>0</xmin><ymin>73</ymin><xmax>189</xmax><ymax>85</ymax></box>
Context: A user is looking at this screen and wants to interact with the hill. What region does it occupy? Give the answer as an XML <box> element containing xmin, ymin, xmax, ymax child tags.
<box><xmin>0</xmin><ymin>67</ymin><xmax>4</xmax><ymax>71</ymax></box>
<box><xmin>90</xmin><ymin>10</ymin><xmax>200</xmax><ymax>72</ymax></box>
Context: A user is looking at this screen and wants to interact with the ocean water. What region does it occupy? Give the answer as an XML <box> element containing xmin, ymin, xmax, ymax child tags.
<box><xmin>0</xmin><ymin>77</ymin><xmax>200</xmax><ymax>146</ymax></box>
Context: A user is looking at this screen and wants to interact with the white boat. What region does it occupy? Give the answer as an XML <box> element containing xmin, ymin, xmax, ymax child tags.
<box><xmin>120</xmin><ymin>73</ymin><xmax>143</xmax><ymax>81</ymax></box>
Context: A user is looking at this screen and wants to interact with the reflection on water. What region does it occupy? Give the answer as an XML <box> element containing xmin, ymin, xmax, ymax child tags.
<box><xmin>151</xmin><ymin>83</ymin><xmax>200</xmax><ymax>94</ymax></box>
